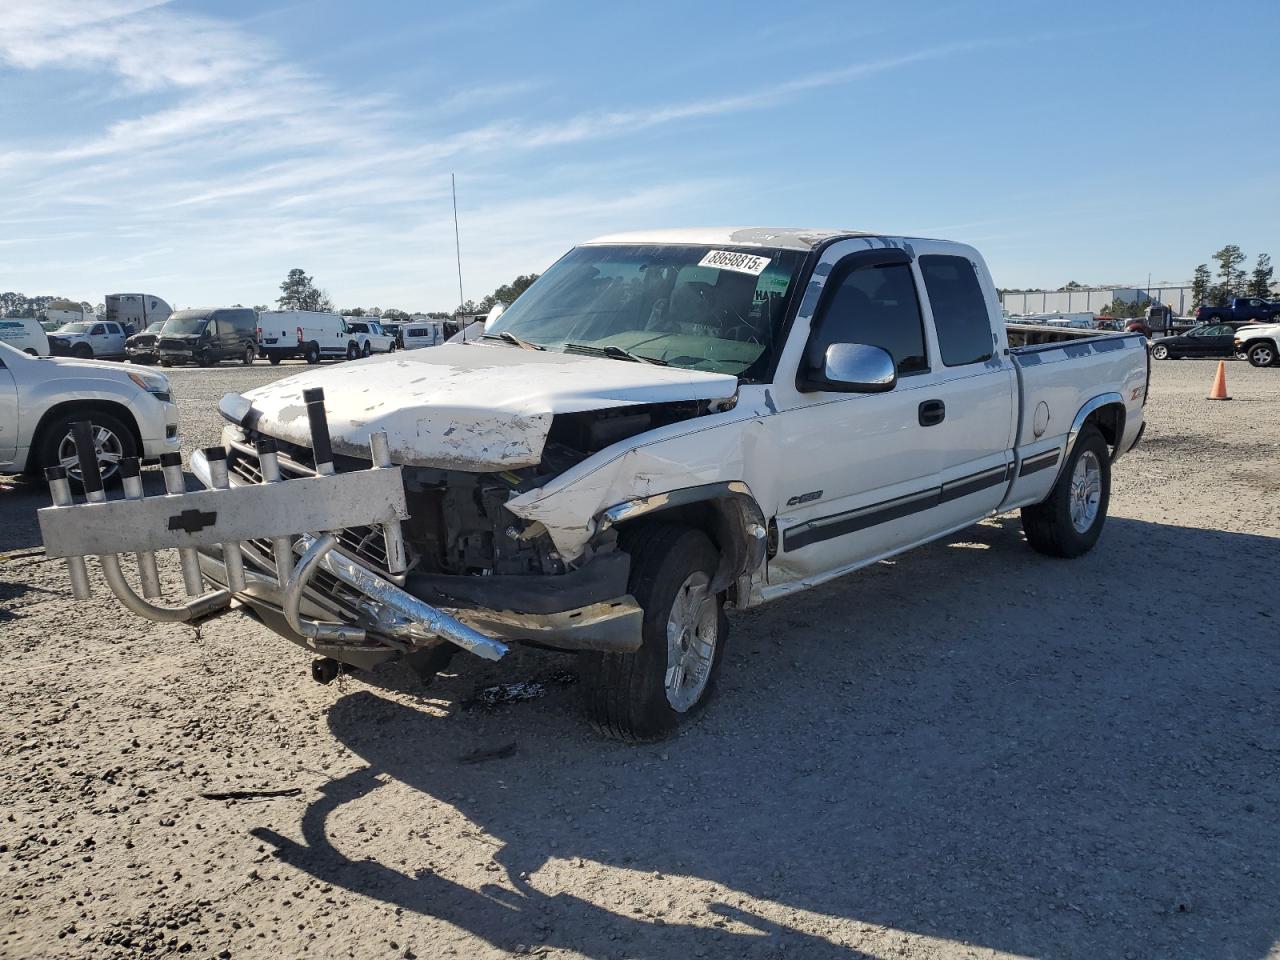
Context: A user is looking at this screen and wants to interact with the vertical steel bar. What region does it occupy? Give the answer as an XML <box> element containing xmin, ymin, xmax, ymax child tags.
<box><xmin>44</xmin><ymin>466</ymin><xmax>91</xmax><ymax>600</ymax></box>
<box><xmin>204</xmin><ymin>447</ymin><xmax>246</xmax><ymax>592</ymax></box>
<box><xmin>120</xmin><ymin>457</ymin><xmax>162</xmax><ymax>599</ymax></box>
<box><xmin>160</xmin><ymin>452</ymin><xmax>204</xmax><ymax>596</ymax></box>
<box><xmin>303</xmin><ymin>387</ymin><xmax>335</xmax><ymax>476</ymax></box>
<box><xmin>256</xmin><ymin>438</ymin><xmax>294</xmax><ymax>583</ymax></box>
<box><xmin>369</xmin><ymin>431</ymin><xmax>407</xmax><ymax>574</ymax></box>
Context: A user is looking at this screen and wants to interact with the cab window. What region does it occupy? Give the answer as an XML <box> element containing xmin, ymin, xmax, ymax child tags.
<box><xmin>918</xmin><ymin>255</ymin><xmax>994</xmax><ymax>366</ymax></box>
<box><xmin>808</xmin><ymin>260</ymin><xmax>928</xmax><ymax>376</ymax></box>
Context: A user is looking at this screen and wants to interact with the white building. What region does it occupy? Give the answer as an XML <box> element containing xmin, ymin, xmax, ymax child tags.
<box><xmin>1001</xmin><ymin>284</ymin><xmax>1196</xmax><ymax>316</ymax></box>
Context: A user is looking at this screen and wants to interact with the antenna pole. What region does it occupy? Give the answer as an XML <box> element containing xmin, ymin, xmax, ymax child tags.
<box><xmin>452</xmin><ymin>173</ymin><xmax>465</xmax><ymax>341</ymax></box>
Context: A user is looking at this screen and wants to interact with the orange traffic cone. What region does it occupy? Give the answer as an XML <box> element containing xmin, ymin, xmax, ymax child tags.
<box><xmin>1207</xmin><ymin>360</ymin><xmax>1231</xmax><ymax>401</ymax></box>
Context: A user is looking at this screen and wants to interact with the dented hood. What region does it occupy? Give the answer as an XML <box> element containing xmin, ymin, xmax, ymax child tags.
<box><xmin>240</xmin><ymin>341</ymin><xmax>738</xmax><ymax>470</ymax></box>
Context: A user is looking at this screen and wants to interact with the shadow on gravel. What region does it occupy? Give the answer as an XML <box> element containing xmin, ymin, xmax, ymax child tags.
<box><xmin>231</xmin><ymin>515</ymin><xmax>1280</xmax><ymax>958</ymax></box>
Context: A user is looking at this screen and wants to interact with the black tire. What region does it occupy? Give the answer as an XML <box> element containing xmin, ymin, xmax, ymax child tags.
<box><xmin>361</xmin><ymin>341</ymin><xmax>372</xmax><ymax>358</ymax></box>
<box><xmin>1151</xmin><ymin>344</ymin><xmax>1169</xmax><ymax>360</ymax></box>
<box><xmin>582</xmin><ymin>524</ymin><xmax>727</xmax><ymax>742</ymax></box>
<box><xmin>160</xmin><ymin>358</ymin><xmax>172</xmax><ymax>367</ymax></box>
<box><xmin>1021</xmin><ymin>425</ymin><xmax>1111</xmax><ymax>559</ymax></box>
<box><xmin>305</xmin><ymin>342</ymin><xmax>321</xmax><ymax>364</ymax></box>
<box><xmin>198</xmin><ymin>348</ymin><xmax>214</xmax><ymax>367</ymax></box>
<box><xmin>388</xmin><ymin>341</ymin><xmax>397</xmax><ymax>353</ymax></box>
<box><xmin>268</xmin><ymin>354</ymin><xmax>282</xmax><ymax>365</ymax></box>
<box><xmin>346</xmin><ymin>341</ymin><xmax>359</xmax><ymax>360</ymax></box>
<box><xmin>73</xmin><ymin>343</ymin><xmax>93</xmax><ymax>359</ymax></box>
<box><xmin>242</xmin><ymin>344</ymin><xmax>256</xmax><ymax>365</ymax></box>
<box><xmin>1247</xmin><ymin>342</ymin><xmax>1277</xmax><ymax>367</ymax></box>
<box><xmin>37</xmin><ymin>410</ymin><xmax>137</xmax><ymax>488</ymax></box>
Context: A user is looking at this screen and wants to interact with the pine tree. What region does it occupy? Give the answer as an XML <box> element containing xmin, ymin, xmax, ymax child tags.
<box><xmin>1247</xmin><ymin>253</ymin><xmax>1273</xmax><ymax>298</ymax></box>
<box><xmin>1211</xmin><ymin>245</ymin><xmax>1247</xmax><ymax>301</ymax></box>
<box><xmin>1191</xmin><ymin>264</ymin><xmax>1211</xmax><ymax>307</ymax></box>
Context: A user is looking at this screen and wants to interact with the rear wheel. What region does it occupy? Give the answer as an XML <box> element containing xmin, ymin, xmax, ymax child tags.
<box><xmin>1247</xmin><ymin>342</ymin><xmax>1276</xmax><ymax>367</ymax></box>
<box><xmin>39</xmin><ymin>410</ymin><xmax>137</xmax><ymax>487</ymax></box>
<box><xmin>305</xmin><ymin>342</ymin><xmax>321</xmax><ymax>364</ymax></box>
<box><xmin>346</xmin><ymin>341</ymin><xmax>359</xmax><ymax>360</ymax></box>
<box><xmin>268</xmin><ymin>354</ymin><xmax>282</xmax><ymax>365</ymax></box>
<box><xmin>198</xmin><ymin>348</ymin><xmax>214</xmax><ymax>367</ymax></box>
<box><xmin>1021</xmin><ymin>425</ymin><xmax>1110</xmax><ymax>558</ymax></box>
<box><xmin>242</xmin><ymin>344</ymin><xmax>256</xmax><ymax>365</ymax></box>
<box><xmin>582</xmin><ymin>524</ymin><xmax>727</xmax><ymax>741</ymax></box>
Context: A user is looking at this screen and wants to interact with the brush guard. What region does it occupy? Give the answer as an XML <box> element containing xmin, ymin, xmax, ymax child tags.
<box><xmin>36</xmin><ymin>388</ymin><xmax>507</xmax><ymax>662</ymax></box>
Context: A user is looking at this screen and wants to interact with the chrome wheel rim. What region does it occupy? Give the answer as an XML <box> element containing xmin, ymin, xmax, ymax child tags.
<box><xmin>1256</xmin><ymin>347</ymin><xmax>1274</xmax><ymax>365</ymax></box>
<box><xmin>1152</xmin><ymin>345</ymin><xmax>1167</xmax><ymax>359</ymax></box>
<box><xmin>58</xmin><ymin>424</ymin><xmax>124</xmax><ymax>482</ymax></box>
<box><xmin>1069</xmin><ymin>450</ymin><xmax>1102</xmax><ymax>534</ymax></box>
<box><xmin>664</xmin><ymin>571</ymin><xmax>717</xmax><ymax>712</ymax></box>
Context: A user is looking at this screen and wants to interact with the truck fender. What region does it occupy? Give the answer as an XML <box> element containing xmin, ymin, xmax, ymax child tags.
<box><xmin>1056</xmin><ymin>392</ymin><xmax>1125</xmax><ymax>482</ymax></box>
<box><xmin>595</xmin><ymin>481</ymin><xmax>768</xmax><ymax>597</ymax></box>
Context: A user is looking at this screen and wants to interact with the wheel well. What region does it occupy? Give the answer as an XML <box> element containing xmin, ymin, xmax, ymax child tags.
<box><xmin>1241</xmin><ymin>337</ymin><xmax>1276</xmax><ymax>350</ymax></box>
<box><xmin>612</xmin><ymin>496</ymin><xmax>764</xmax><ymax>599</ymax></box>
<box><xmin>28</xmin><ymin>400</ymin><xmax>142</xmax><ymax>474</ymax></box>
<box><xmin>1084</xmin><ymin>402</ymin><xmax>1125</xmax><ymax>452</ymax></box>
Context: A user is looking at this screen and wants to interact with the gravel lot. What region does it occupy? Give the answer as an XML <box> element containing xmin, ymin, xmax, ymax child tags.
<box><xmin>2</xmin><ymin>356</ymin><xmax>1278</xmax><ymax>960</ymax></box>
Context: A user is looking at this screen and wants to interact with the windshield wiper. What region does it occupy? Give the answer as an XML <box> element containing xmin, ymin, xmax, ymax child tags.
<box><xmin>565</xmin><ymin>343</ymin><xmax>668</xmax><ymax>366</ymax></box>
<box><xmin>482</xmin><ymin>330</ymin><xmax>544</xmax><ymax>350</ymax></box>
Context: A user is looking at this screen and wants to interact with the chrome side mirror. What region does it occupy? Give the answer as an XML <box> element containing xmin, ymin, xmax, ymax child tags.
<box><xmin>802</xmin><ymin>342</ymin><xmax>897</xmax><ymax>393</ymax></box>
<box><xmin>486</xmin><ymin>301</ymin><xmax>507</xmax><ymax>323</ymax></box>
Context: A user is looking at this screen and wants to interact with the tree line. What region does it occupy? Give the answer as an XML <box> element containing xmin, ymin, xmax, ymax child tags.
<box><xmin>1</xmin><ymin>292</ymin><xmax>101</xmax><ymax>318</ymax></box>
<box><xmin>1191</xmin><ymin>246</ymin><xmax>1273</xmax><ymax>307</ymax></box>
<box><xmin>274</xmin><ymin>268</ymin><xmax>540</xmax><ymax>319</ymax></box>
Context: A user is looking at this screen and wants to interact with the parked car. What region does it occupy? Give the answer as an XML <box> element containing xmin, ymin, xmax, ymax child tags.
<box><xmin>37</xmin><ymin>227</ymin><xmax>1149</xmax><ymax>741</ymax></box>
<box><xmin>125</xmin><ymin>321</ymin><xmax>166</xmax><ymax>365</ymax></box>
<box><xmin>1149</xmin><ymin>323</ymin><xmax>1244</xmax><ymax>360</ymax></box>
<box><xmin>1196</xmin><ymin>297</ymin><xmax>1280</xmax><ymax>325</ymax></box>
<box><xmin>0</xmin><ymin>317</ymin><xmax>51</xmax><ymax>356</ymax></box>
<box><xmin>157</xmin><ymin>308</ymin><xmax>258</xmax><ymax>367</ymax></box>
<box><xmin>47</xmin><ymin>320</ymin><xmax>128</xmax><ymax>359</ymax></box>
<box><xmin>257</xmin><ymin>310</ymin><xmax>349</xmax><ymax>365</ymax></box>
<box><xmin>0</xmin><ymin>340</ymin><xmax>179</xmax><ymax>484</ymax></box>
<box><xmin>342</xmin><ymin>319</ymin><xmax>397</xmax><ymax>358</ymax></box>
<box><xmin>1233</xmin><ymin>321</ymin><xmax>1280</xmax><ymax>367</ymax></box>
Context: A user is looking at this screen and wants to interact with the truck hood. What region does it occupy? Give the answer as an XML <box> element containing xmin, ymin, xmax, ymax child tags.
<box><xmin>238</xmin><ymin>340</ymin><xmax>739</xmax><ymax>470</ymax></box>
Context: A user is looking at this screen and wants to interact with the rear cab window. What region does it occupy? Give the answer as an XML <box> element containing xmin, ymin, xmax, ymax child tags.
<box><xmin>918</xmin><ymin>255</ymin><xmax>994</xmax><ymax>366</ymax></box>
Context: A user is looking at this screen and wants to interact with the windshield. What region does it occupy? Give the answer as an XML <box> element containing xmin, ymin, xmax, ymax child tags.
<box><xmin>145</xmin><ymin>322</ymin><xmax>164</xmax><ymax>334</ymax></box>
<box><xmin>163</xmin><ymin>312</ymin><xmax>210</xmax><ymax>335</ymax></box>
<box><xmin>484</xmin><ymin>244</ymin><xmax>807</xmax><ymax>378</ymax></box>
<box><xmin>57</xmin><ymin>323</ymin><xmax>91</xmax><ymax>334</ymax></box>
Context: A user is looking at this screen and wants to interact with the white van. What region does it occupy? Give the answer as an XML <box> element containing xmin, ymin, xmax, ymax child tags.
<box><xmin>400</xmin><ymin>319</ymin><xmax>448</xmax><ymax>350</ymax></box>
<box><xmin>257</xmin><ymin>310</ymin><xmax>349</xmax><ymax>365</ymax></box>
<box><xmin>0</xmin><ymin>318</ymin><xmax>50</xmax><ymax>356</ymax></box>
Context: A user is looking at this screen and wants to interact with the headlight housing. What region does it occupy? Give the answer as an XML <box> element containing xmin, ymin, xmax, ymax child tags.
<box><xmin>127</xmin><ymin>371</ymin><xmax>172</xmax><ymax>401</ymax></box>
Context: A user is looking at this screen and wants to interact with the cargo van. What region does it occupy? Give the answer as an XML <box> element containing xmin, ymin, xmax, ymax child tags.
<box><xmin>157</xmin><ymin>308</ymin><xmax>258</xmax><ymax>366</ymax></box>
<box><xmin>257</xmin><ymin>311</ymin><xmax>349</xmax><ymax>364</ymax></box>
<box><xmin>0</xmin><ymin>318</ymin><xmax>50</xmax><ymax>356</ymax></box>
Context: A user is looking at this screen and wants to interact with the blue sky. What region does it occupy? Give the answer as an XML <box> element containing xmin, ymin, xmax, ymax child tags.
<box><xmin>1</xmin><ymin>0</ymin><xmax>1276</xmax><ymax>311</ymax></box>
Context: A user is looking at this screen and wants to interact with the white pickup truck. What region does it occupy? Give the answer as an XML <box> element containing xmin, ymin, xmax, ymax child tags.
<box><xmin>37</xmin><ymin>228</ymin><xmax>1148</xmax><ymax>740</ymax></box>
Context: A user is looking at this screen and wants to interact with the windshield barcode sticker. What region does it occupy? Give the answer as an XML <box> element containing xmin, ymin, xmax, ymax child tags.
<box><xmin>698</xmin><ymin>250</ymin><xmax>771</xmax><ymax>276</ymax></box>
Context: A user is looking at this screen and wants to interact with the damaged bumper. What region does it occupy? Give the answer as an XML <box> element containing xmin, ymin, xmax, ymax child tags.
<box><xmin>36</xmin><ymin>389</ymin><xmax>641</xmax><ymax>675</ymax></box>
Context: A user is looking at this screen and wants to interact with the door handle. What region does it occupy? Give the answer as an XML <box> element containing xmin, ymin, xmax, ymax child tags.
<box><xmin>918</xmin><ymin>399</ymin><xmax>946</xmax><ymax>427</ymax></box>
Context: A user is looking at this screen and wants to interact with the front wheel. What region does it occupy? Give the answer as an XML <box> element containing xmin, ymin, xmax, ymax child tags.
<box><xmin>39</xmin><ymin>410</ymin><xmax>137</xmax><ymax>487</ymax></box>
<box><xmin>198</xmin><ymin>348</ymin><xmax>214</xmax><ymax>367</ymax></box>
<box><xmin>1021</xmin><ymin>425</ymin><xmax>1110</xmax><ymax>559</ymax></box>
<box><xmin>1151</xmin><ymin>344</ymin><xmax>1169</xmax><ymax>360</ymax></box>
<box><xmin>73</xmin><ymin>343</ymin><xmax>93</xmax><ymax>359</ymax></box>
<box><xmin>362</xmin><ymin>341</ymin><xmax>372</xmax><ymax>358</ymax></box>
<box><xmin>1247</xmin><ymin>343</ymin><xmax>1276</xmax><ymax>367</ymax></box>
<box><xmin>582</xmin><ymin>524</ymin><xmax>726</xmax><ymax>741</ymax></box>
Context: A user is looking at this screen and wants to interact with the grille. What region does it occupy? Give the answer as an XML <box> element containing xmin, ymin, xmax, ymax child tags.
<box><xmin>158</xmin><ymin>337</ymin><xmax>190</xmax><ymax>350</ymax></box>
<box><xmin>227</xmin><ymin>435</ymin><xmax>405</xmax><ymax>600</ymax></box>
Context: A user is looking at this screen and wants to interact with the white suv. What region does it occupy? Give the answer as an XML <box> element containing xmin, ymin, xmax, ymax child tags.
<box><xmin>0</xmin><ymin>341</ymin><xmax>180</xmax><ymax>483</ymax></box>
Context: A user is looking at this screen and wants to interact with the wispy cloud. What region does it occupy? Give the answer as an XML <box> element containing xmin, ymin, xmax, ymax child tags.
<box><xmin>0</xmin><ymin>0</ymin><xmax>984</xmax><ymax>306</ymax></box>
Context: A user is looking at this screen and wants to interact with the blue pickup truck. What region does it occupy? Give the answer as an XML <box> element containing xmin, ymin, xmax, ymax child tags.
<box><xmin>1196</xmin><ymin>297</ymin><xmax>1280</xmax><ymax>324</ymax></box>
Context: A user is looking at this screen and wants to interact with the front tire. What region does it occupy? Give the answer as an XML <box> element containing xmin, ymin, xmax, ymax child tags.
<box><xmin>198</xmin><ymin>348</ymin><xmax>214</xmax><ymax>367</ymax></box>
<box><xmin>362</xmin><ymin>341</ymin><xmax>372</xmax><ymax>358</ymax></box>
<box><xmin>38</xmin><ymin>410</ymin><xmax>137</xmax><ymax>487</ymax></box>
<box><xmin>1151</xmin><ymin>344</ymin><xmax>1169</xmax><ymax>360</ymax></box>
<box><xmin>1021</xmin><ymin>425</ymin><xmax>1110</xmax><ymax>559</ymax></box>
<box><xmin>1247</xmin><ymin>342</ymin><xmax>1276</xmax><ymax>367</ymax></box>
<box><xmin>73</xmin><ymin>343</ymin><xmax>93</xmax><ymax>359</ymax></box>
<box><xmin>582</xmin><ymin>525</ymin><xmax>727</xmax><ymax>741</ymax></box>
